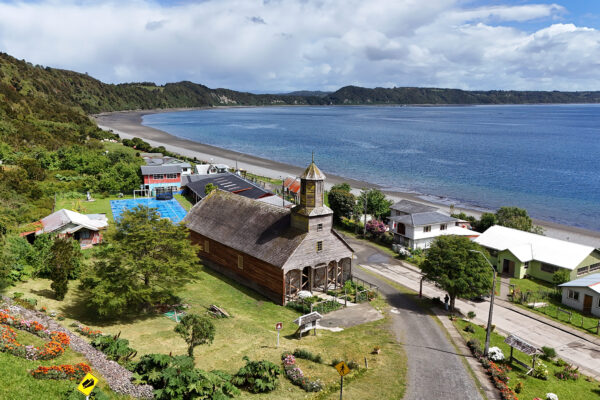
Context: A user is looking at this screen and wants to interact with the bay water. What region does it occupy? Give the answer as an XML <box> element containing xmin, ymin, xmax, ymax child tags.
<box><xmin>143</xmin><ymin>105</ymin><xmax>600</xmax><ymax>232</ymax></box>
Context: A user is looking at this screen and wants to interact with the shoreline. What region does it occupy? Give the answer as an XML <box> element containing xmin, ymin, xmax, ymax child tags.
<box><xmin>92</xmin><ymin>108</ymin><xmax>600</xmax><ymax>247</ymax></box>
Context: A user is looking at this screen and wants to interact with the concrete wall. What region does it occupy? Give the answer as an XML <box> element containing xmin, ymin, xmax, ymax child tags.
<box><xmin>561</xmin><ymin>286</ymin><xmax>600</xmax><ymax>318</ymax></box>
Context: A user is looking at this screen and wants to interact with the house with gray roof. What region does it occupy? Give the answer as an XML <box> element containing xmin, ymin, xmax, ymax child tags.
<box><xmin>388</xmin><ymin>200</ymin><xmax>478</xmax><ymax>250</ymax></box>
<box><xmin>183</xmin><ymin>160</ymin><xmax>353</xmax><ymax>305</ymax></box>
<box><xmin>559</xmin><ymin>273</ymin><xmax>600</xmax><ymax>317</ymax></box>
<box><xmin>33</xmin><ymin>209</ymin><xmax>108</xmax><ymax>248</ymax></box>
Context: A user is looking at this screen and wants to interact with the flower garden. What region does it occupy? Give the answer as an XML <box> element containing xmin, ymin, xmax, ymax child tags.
<box><xmin>455</xmin><ymin>318</ymin><xmax>600</xmax><ymax>400</ymax></box>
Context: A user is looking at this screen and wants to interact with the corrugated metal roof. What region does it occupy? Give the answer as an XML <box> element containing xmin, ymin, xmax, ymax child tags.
<box><xmin>559</xmin><ymin>273</ymin><xmax>600</xmax><ymax>293</ymax></box>
<box><xmin>184</xmin><ymin>172</ymin><xmax>272</xmax><ymax>200</ymax></box>
<box><xmin>391</xmin><ymin>199</ymin><xmax>438</xmax><ymax>214</ymax></box>
<box><xmin>475</xmin><ymin>225</ymin><xmax>596</xmax><ymax>270</ymax></box>
<box><xmin>140</xmin><ymin>165</ymin><xmax>182</xmax><ymax>175</ymax></box>
<box><xmin>39</xmin><ymin>209</ymin><xmax>108</xmax><ymax>234</ymax></box>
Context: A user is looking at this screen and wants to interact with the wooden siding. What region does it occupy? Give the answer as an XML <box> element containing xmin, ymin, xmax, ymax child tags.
<box><xmin>282</xmin><ymin>227</ymin><xmax>353</xmax><ymax>272</ymax></box>
<box><xmin>189</xmin><ymin>231</ymin><xmax>285</xmax><ymax>304</ymax></box>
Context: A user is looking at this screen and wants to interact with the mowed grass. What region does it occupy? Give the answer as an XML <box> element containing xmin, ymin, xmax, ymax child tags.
<box><xmin>8</xmin><ymin>267</ymin><xmax>407</xmax><ymax>399</ymax></box>
<box><xmin>0</xmin><ymin>325</ymin><xmax>125</xmax><ymax>400</ymax></box>
<box><xmin>510</xmin><ymin>277</ymin><xmax>600</xmax><ymax>335</ymax></box>
<box><xmin>454</xmin><ymin>319</ymin><xmax>600</xmax><ymax>400</ymax></box>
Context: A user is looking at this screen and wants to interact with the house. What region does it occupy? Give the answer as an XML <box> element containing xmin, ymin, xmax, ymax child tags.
<box><xmin>140</xmin><ymin>156</ymin><xmax>192</xmax><ymax>196</ymax></box>
<box><xmin>183</xmin><ymin>160</ymin><xmax>354</xmax><ymax>305</ymax></box>
<box><xmin>388</xmin><ymin>200</ymin><xmax>478</xmax><ymax>249</ymax></box>
<box><xmin>32</xmin><ymin>209</ymin><xmax>108</xmax><ymax>248</ymax></box>
<box><xmin>283</xmin><ymin>176</ymin><xmax>301</xmax><ymax>203</ymax></box>
<box><xmin>181</xmin><ymin>172</ymin><xmax>274</xmax><ymax>204</ymax></box>
<box><xmin>144</xmin><ymin>156</ymin><xmax>192</xmax><ymax>175</ymax></box>
<box><xmin>195</xmin><ymin>163</ymin><xmax>229</xmax><ymax>175</ymax></box>
<box><xmin>474</xmin><ymin>225</ymin><xmax>600</xmax><ymax>283</ymax></box>
<box><xmin>558</xmin><ymin>274</ymin><xmax>600</xmax><ymax>316</ymax></box>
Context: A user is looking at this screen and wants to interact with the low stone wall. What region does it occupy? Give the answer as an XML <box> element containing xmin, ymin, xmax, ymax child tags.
<box><xmin>1</xmin><ymin>296</ymin><xmax>154</xmax><ymax>399</ymax></box>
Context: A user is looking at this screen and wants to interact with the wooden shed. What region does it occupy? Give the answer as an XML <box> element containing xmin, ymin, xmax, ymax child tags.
<box><xmin>183</xmin><ymin>161</ymin><xmax>354</xmax><ymax>305</ymax></box>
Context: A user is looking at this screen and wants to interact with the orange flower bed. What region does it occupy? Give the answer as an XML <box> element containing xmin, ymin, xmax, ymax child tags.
<box><xmin>31</xmin><ymin>363</ymin><xmax>91</xmax><ymax>380</ymax></box>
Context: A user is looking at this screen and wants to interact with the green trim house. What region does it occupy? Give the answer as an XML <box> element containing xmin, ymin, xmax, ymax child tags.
<box><xmin>474</xmin><ymin>225</ymin><xmax>600</xmax><ymax>283</ymax></box>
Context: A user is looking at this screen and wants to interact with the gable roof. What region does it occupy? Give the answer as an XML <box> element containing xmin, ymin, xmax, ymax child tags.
<box><xmin>390</xmin><ymin>211</ymin><xmax>457</xmax><ymax>226</ymax></box>
<box><xmin>140</xmin><ymin>165</ymin><xmax>182</xmax><ymax>175</ymax></box>
<box><xmin>391</xmin><ymin>199</ymin><xmax>438</xmax><ymax>214</ymax></box>
<box><xmin>39</xmin><ymin>209</ymin><xmax>108</xmax><ymax>234</ymax></box>
<box><xmin>559</xmin><ymin>273</ymin><xmax>600</xmax><ymax>294</ymax></box>
<box><xmin>184</xmin><ymin>191</ymin><xmax>307</xmax><ymax>268</ymax></box>
<box><xmin>474</xmin><ymin>225</ymin><xmax>595</xmax><ymax>270</ymax></box>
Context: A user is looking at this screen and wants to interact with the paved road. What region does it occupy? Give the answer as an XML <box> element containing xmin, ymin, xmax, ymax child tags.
<box><xmin>348</xmin><ymin>237</ymin><xmax>484</xmax><ymax>400</ymax></box>
<box><xmin>356</xmin><ymin>252</ymin><xmax>600</xmax><ymax>380</ymax></box>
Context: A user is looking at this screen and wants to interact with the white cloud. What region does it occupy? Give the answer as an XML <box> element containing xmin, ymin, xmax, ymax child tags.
<box><xmin>0</xmin><ymin>0</ymin><xmax>597</xmax><ymax>91</ymax></box>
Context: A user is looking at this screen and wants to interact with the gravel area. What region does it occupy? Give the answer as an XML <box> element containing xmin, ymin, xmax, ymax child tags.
<box><xmin>1</xmin><ymin>296</ymin><xmax>154</xmax><ymax>399</ymax></box>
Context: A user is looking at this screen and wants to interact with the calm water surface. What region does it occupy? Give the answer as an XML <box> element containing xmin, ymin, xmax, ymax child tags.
<box><xmin>143</xmin><ymin>105</ymin><xmax>600</xmax><ymax>231</ymax></box>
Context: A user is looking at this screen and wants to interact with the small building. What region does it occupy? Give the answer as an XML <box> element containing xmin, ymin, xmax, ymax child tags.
<box><xmin>195</xmin><ymin>163</ymin><xmax>229</xmax><ymax>175</ymax></box>
<box><xmin>33</xmin><ymin>209</ymin><xmax>108</xmax><ymax>248</ymax></box>
<box><xmin>283</xmin><ymin>176</ymin><xmax>301</xmax><ymax>203</ymax></box>
<box><xmin>474</xmin><ymin>225</ymin><xmax>600</xmax><ymax>283</ymax></box>
<box><xmin>184</xmin><ymin>160</ymin><xmax>354</xmax><ymax>305</ymax></box>
<box><xmin>559</xmin><ymin>274</ymin><xmax>600</xmax><ymax>316</ymax></box>
<box><xmin>181</xmin><ymin>172</ymin><xmax>274</xmax><ymax>204</ymax></box>
<box><xmin>388</xmin><ymin>200</ymin><xmax>477</xmax><ymax>249</ymax></box>
<box><xmin>140</xmin><ymin>156</ymin><xmax>192</xmax><ymax>196</ymax></box>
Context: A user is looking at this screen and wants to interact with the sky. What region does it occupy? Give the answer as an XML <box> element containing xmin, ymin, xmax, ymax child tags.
<box><xmin>0</xmin><ymin>0</ymin><xmax>599</xmax><ymax>92</ymax></box>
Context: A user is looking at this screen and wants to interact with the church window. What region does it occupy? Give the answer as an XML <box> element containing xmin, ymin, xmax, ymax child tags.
<box><xmin>238</xmin><ymin>255</ymin><xmax>243</xmax><ymax>270</ymax></box>
<box><xmin>316</xmin><ymin>241</ymin><xmax>323</xmax><ymax>252</ymax></box>
<box><xmin>317</xmin><ymin>223</ymin><xmax>323</xmax><ymax>231</ymax></box>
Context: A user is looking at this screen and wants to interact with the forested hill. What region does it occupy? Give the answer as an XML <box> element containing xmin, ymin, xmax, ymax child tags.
<box><xmin>322</xmin><ymin>85</ymin><xmax>600</xmax><ymax>105</ymax></box>
<box><xmin>3</xmin><ymin>53</ymin><xmax>600</xmax><ymax>116</ymax></box>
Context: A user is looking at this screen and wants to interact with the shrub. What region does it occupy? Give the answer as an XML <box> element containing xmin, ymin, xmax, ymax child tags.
<box><xmin>91</xmin><ymin>334</ymin><xmax>137</xmax><ymax>363</ymax></box>
<box><xmin>293</xmin><ymin>349</ymin><xmax>323</xmax><ymax>363</ymax></box>
<box><xmin>554</xmin><ymin>363</ymin><xmax>579</xmax><ymax>381</ymax></box>
<box><xmin>232</xmin><ymin>356</ymin><xmax>281</xmax><ymax>393</ymax></box>
<box><xmin>463</xmin><ymin>324</ymin><xmax>475</xmax><ymax>333</ymax></box>
<box><xmin>531</xmin><ymin>362</ymin><xmax>549</xmax><ymax>380</ymax></box>
<box><xmin>74</xmin><ymin>324</ymin><xmax>102</xmax><ymax>339</ymax></box>
<box><xmin>347</xmin><ymin>360</ymin><xmax>360</xmax><ymax>370</ymax></box>
<box><xmin>488</xmin><ymin>346</ymin><xmax>504</xmax><ymax>362</ymax></box>
<box><xmin>64</xmin><ymin>387</ymin><xmax>111</xmax><ymax>400</ymax></box>
<box><xmin>467</xmin><ymin>311</ymin><xmax>476</xmax><ymax>320</ymax></box>
<box><xmin>541</xmin><ymin>346</ymin><xmax>556</xmax><ymax>360</ymax></box>
<box><xmin>514</xmin><ymin>381</ymin><xmax>523</xmax><ymax>393</ymax></box>
<box><xmin>331</xmin><ymin>358</ymin><xmax>343</xmax><ymax>367</ymax></box>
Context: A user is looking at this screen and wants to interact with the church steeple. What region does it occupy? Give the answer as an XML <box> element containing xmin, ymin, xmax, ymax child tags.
<box><xmin>291</xmin><ymin>156</ymin><xmax>333</xmax><ymax>232</ymax></box>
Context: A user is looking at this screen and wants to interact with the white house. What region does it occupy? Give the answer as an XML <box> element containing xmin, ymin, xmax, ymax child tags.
<box><xmin>32</xmin><ymin>209</ymin><xmax>108</xmax><ymax>248</ymax></box>
<box><xmin>388</xmin><ymin>200</ymin><xmax>479</xmax><ymax>250</ymax></box>
<box><xmin>195</xmin><ymin>163</ymin><xmax>229</xmax><ymax>175</ymax></box>
<box><xmin>558</xmin><ymin>274</ymin><xmax>600</xmax><ymax>317</ymax></box>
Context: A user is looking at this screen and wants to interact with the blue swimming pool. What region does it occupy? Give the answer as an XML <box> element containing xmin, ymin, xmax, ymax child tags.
<box><xmin>110</xmin><ymin>198</ymin><xmax>187</xmax><ymax>223</ymax></box>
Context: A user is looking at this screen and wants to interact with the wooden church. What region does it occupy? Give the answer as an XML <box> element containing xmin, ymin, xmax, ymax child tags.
<box><xmin>184</xmin><ymin>159</ymin><xmax>354</xmax><ymax>305</ymax></box>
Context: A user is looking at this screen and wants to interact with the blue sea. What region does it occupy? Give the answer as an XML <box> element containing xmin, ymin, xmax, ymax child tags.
<box><xmin>142</xmin><ymin>105</ymin><xmax>600</xmax><ymax>232</ymax></box>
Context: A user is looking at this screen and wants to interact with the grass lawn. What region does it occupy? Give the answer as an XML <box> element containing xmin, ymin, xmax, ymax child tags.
<box><xmin>454</xmin><ymin>318</ymin><xmax>600</xmax><ymax>400</ymax></box>
<box><xmin>174</xmin><ymin>194</ymin><xmax>194</xmax><ymax>211</ymax></box>
<box><xmin>55</xmin><ymin>195</ymin><xmax>135</xmax><ymax>222</ymax></box>
<box><xmin>0</xmin><ymin>319</ymin><xmax>125</xmax><ymax>400</ymax></box>
<box><xmin>510</xmin><ymin>277</ymin><xmax>600</xmax><ymax>335</ymax></box>
<box><xmin>6</xmin><ymin>267</ymin><xmax>407</xmax><ymax>399</ymax></box>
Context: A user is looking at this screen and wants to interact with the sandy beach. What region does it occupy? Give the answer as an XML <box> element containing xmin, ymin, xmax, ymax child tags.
<box><xmin>93</xmin><ymin>109</ymin><xmax>600</xmax><ymax>247</ymax></box>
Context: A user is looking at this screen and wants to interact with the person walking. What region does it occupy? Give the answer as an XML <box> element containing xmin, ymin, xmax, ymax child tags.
<box><xmin>444</xmin><ymin>294</ymin><xmax>449</xmax><ymax>311</ymax></box>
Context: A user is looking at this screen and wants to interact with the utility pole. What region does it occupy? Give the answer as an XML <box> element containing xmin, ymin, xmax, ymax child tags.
<box><xmin>469</xmin><ymin>249</ymin><xmax>496</xmax><ymax>357</ymax></box>
<box><xmin>363</xmin><ymin>190</ymin><xmax>368</xmax><ymax>237</ymax></box>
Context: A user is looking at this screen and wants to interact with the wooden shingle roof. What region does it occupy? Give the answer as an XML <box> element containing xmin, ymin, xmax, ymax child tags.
<box><xmin>184</xmin><ymin>190</ymin><xmax>307</xmax><ymax>268</ymax></box>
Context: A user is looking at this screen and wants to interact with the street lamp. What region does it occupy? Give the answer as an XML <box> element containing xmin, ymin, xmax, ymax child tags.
<box><xmin>469</xmin><ymin>249</ymin><xmax>496</xmax><ymax>357</ymax></box>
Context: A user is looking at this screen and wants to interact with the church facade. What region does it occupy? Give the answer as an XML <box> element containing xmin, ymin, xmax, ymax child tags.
<box><xmin>183</xmin><ymin>160</ymin><xmax>354</xmax><ymax>305</ymax></box>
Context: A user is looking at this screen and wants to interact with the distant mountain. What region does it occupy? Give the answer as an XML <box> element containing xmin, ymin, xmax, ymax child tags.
<box><xmin>284</xmin><ymin>90</ymin><xmax>331</xmax><ymax>97</ymax></box>
<box><xmin>323</xmin><ymin>85</ymin><xmax>600</xmax><ymax>105</ymax></box>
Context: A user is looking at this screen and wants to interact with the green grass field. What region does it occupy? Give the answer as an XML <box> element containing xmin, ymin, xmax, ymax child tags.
<box><xmin>510</xmin><ymin>277</ymin><xmax>600</xmax><ymax>335</ymax></box>
<box><xmin>455</xmin><ymin>318</ymin><xmax>600</xmax><ymax>400</ymax></box>
<box><xmin>6</xmin><ymin>267</ymin><xmax>407</xmax><ymax>399</ymax></box>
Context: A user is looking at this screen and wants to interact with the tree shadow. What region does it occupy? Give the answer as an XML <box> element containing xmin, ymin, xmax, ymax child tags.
<box><xmin>200</xmin><ymin>265</ymin><xmax>275</xmax><ymax>304</ymax></box>
<box><xmin>30</xmin><ymin>288</ymin><xmax>56</xmax><ymax>299</ymax></box>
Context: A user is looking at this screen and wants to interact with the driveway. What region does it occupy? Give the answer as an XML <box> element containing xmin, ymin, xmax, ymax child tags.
<box><xmin>347</xmin><ymin>237</ymin><xmax>484</xmax><ymax>400</ymax></box>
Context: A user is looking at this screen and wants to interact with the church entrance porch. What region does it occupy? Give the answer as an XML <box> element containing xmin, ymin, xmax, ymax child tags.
<box><xmin>284</xmin><ymin>257</ymin><xmax>352</xmax><ymax>303</ymax></box>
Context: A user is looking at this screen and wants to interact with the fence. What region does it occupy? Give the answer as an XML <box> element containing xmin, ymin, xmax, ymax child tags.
<box><xmin>350</xmin><ymin>276</ymin><xmax>379</xmax><ymax>303</ymax></box>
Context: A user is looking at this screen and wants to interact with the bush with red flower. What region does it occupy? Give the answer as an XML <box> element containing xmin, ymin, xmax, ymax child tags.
<box><xmin>31</xmin><ymin>363</ymin><xmax>91</xmax><ymax>380</ymax></box>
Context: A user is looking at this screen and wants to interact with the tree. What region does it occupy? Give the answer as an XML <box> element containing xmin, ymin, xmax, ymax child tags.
<box><xmin>331</xmin><ymin>183</ymin><xmax>351</xmax><ymax>192</ymax></box>
<box><xmin>552</xmin><ymin>269</ymin><xmax>571</xmax><ymax>287</ymax></box>
<box><xmin>366</xmin><ymin>219</ymin><xmax>386</xmax><ymax>238</ymax></box>
<box><xmin>328</xmin><ymin>188</ymin><xmax>355</xmax><ymax>222</ymax></box>
<box><xmin>204</xmin><ymin>183</ymin><xmax>217</xmax><ymax>195</ymax></box>
<box><xmin>495</xmin><ymin>206</ymin><xmax>533</xmax><ymax>232</ymax></box>
<box><xmin>357</xmin><ymin>189</ymin><xmax>393</xmax><ymax>219</ymax></box>
<box><xmin>49</xmin><ymin>237</ymin><xmax>81</xmax><ymax>300</ymax></box>
<box><xmin>474</xmin><ymin>212</ymin><xmax>497</xmax><ymax>233</ymax></box>
<box><xmin>174</xmin><ymin>314</ymin><xmax>215</xmax><ymax>358</ymax></box>
<box><xmin>85</xmin><ymin>206</ymin><xmax>200</xmax><ymax>316</ymax></box>
<box><xmin>420</xmin><ymin>236</ymin><xmax>493</xmax><ymax>310</ymax></box>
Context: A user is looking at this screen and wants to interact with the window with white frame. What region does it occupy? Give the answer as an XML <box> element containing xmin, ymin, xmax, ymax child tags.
<box><xmin>166</xmin><ymin>173</ymin><xmax>178</xmax><ymax>179</ymax></box>
<box><xmin>440</xmin><ymin>224</ymin><xmax>447</xmax><ymax>231</ymax></box>
<box><xmin>577</xmin><ymin>266</ymin><xmax>589</xmax><ymax>276</ymax></box>
<box><xmin>568</xmin><ymin>289</ymin><xmax>579</xmax><ymax>301</ymax></box>
<box><xmin>423</xmin><ymin>225</ymin><xmax>431</xmax><ymax>233</ymax></box>
<box><xmin>152</xmin><ymin>174</ymin><xmax>164</xmax><ymax>180</ymax></box>
<box><xmin>317</xmin><ymin>223</ymin><xmax>323</xmax><ymax>232</ymax></box>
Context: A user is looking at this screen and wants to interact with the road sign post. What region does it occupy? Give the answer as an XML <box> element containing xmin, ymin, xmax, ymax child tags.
<box><xmin>334</xmin><ymin>361</ymin><xmax>350</xmax><ymax>400</ymax></box>
<box><xmin>276</xmin><ymin>322</ymin><xmax>282</xmax><ymax>347</ymax></box>
<box><xmin>77</xmin><ymin>373</ymin><xmax>98</xmax><ymax>398</ymax></box>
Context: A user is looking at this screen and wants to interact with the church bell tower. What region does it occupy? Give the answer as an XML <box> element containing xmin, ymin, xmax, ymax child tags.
<box><xmin>291</xmin><ymin>155</ymin><xmax>333</xmax><ymax>232</ymax></box>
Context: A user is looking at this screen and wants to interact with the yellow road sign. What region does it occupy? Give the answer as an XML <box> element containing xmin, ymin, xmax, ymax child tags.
<box><xmin>335</xmin><ymin>361</ymin><xmax>351</xmax><ymax>377</ymax></box>
<box><xmin>77</xmin><ymin>373</ymin><xmax>98</xmax><ymax>396</ymax></box>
